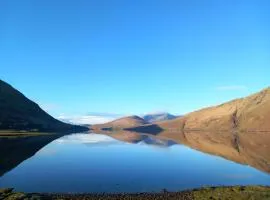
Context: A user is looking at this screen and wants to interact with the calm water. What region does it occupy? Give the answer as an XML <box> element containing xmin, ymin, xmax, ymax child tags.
<box><xmin>0</xmin><ymin>133</ymin><xmax>269</xmax><ymax>193</ymax></box>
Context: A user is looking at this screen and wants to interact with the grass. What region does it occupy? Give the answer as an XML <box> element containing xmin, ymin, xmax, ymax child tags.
<box><xmin>193</xmin><ymin>186</ymin><xmax>270</xmax><ymax>200</ymax></box>
<box><xmin>0</xmin><ymin>130</ymin><xmax>53</xmax><ymax>138</ymax></box>
<box><xmin>1</xmin><ymin>186</ymin><xmax>270</xmax><ymax>200</ymax></box>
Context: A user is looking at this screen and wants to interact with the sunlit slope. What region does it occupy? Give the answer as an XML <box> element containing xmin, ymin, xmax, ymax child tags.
<box><xmin>157</xmin><ymin>87</ymin><xmax>270</xmax><ymax>132</ymax></box>
<box><xmin>92</xmin><ymin>115</ymin><xmax>148</xmax><ymax>130</ymax></box>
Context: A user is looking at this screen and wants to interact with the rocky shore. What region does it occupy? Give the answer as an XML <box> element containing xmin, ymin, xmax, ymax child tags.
<box><xmin>1</xmin><ymin>186</ymin><xmax>270</xmax><ymax>200</ymax></box>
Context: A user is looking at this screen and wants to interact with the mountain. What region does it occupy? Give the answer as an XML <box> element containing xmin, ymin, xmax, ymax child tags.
<box><xmin>91</xmin><ymin>115</ymin><xmax>148</xmax><ymax>130</ymax></box>
<box><xmin>0</xmin><ymin>80</ymin><xmax>88</xmax><ymax>132</ymax></box>
<box><xmin>156</xmin><ymin>87</ymin><xmax>270</xmax><ymax>132</ymax></box>
<box><xmin>142</xmin><ymin>112</ymin><xmax>177</xmax><ymax>123</ymax></box>
<box><xmin>124</xmin><ymin>87</ymin><xmax>270</xmax><ymax>134</ymax></box>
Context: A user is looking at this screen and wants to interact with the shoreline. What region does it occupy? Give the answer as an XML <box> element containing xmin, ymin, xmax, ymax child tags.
<box><xmin>1</xmin><ymin>186</ymin><xmax>270</xmax><ymax>200</ymax></box>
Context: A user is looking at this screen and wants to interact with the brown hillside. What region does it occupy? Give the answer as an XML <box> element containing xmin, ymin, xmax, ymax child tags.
<box><xmin>157</xmin><ymin>87</ymin><xmax>270</xmax><ymax>132</ymax></box>
<box><xmin>92</xmin><ymin>115</ymin><xmax>148</xmax><ymax>130</ymax></box>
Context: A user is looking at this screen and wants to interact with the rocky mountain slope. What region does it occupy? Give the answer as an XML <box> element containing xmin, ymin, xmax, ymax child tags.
<box><xmin>142</xmin><ymin>112</ymin><xmax>177</xmax><ymax>123</ymax></box>
<box><xmin>0</xmin><ymin>80</ymin><xmax>88</xmax><ymax>132</ymax></box>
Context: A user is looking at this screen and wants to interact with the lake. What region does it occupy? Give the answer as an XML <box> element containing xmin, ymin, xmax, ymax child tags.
<box><xmin>0</xmin><ymin>133</ymin><xmax>269</xmax><ymax>193</ymax></box>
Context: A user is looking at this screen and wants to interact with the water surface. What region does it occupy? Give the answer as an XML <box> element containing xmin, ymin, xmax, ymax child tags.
<box><xmin>0</xmin><ymin>133</ymin><xmax>269</xmax><ymax>193</ymax></box>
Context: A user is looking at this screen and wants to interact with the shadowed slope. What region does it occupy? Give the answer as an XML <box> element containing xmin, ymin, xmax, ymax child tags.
<box><xmin>0</xmin><ymin>80</ymin><xmax>88</xmax><ymax>132</ymax></box>
<box><xmin>125</xmin><ymin>124</ymin><xmax>164</xmax><ymax>135</ymax></box>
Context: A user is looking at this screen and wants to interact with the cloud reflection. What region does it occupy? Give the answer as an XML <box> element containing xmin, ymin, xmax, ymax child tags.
<box><xmin>56</xmin><ymin>133</ymin><xmax>121</xmax><ymax>145</ymax></box>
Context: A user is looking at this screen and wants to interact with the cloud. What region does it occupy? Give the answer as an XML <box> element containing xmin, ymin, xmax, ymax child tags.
<box><xmin>57</xmin><ymin>113</ymin><xmax>122</xmax><ymax>125</ymax></box>
<box><xmin>216</xmin><ymin>85</ymin><xmax>248</xmax><ymax>91</ymax></box>
<box><xmin>141</xmin><ymin>111</ymin><xmax>167</xmax><ymax>115</ymax></box>
<box><xmin>86</xmin><ymin>112</ymin><xmax>123</xmax><ymax>118</ymax></box>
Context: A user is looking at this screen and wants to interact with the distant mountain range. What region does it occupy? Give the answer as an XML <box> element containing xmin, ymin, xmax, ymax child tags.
<box><xmin>91</xmin><ymin>113</ymin><xmax>178</xmax><ymax>131</ymax></box>
<box><xmin>122</xmin><ymin>86</ymin><xmax>270</xmax><ymax>134</ymax></box>
<box><xmin>93</xmin><ymin>87</ymin><xmax>270</xmax><ymax>133</ymax></box>
<box><xmin>0</xmin><ymin>80</ymin><xmax>88</xmax><ymax>133</ymax></box>
<box><xmin>142</xmin><ymin>112</ymin><xmax>177</xmax><ymax>123</ymax></box>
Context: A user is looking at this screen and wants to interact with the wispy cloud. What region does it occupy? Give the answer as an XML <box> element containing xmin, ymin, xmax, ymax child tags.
<box><xmin>86</xmin><ymin>112</ymin><xmax>123</xmax><ymax>118</ymax></box>
<box><xmin>57</xmin><ymin>113</ymin><xmax>123</xmax><ymax>125</ymax></box>
<box><xmin>141</xmin><ymin>111</ymin><xmax>167</xmax><ymax>115</ymax></box>
<box><xmin>216</xmin><ymin>85</ymin><xmax>248</xmax><ymax>91</ymax></box>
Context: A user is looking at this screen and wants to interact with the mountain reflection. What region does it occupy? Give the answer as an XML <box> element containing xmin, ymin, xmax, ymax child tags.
<box><xmin>0</xmin><ymin>130</ymin><xmax>269</xmax><ymax>179</ymax></box>
<box><xmin>0</xmin><ymin>132</ymin><xmax>175</xmax><ymax>177</ymax></box>
<box><xmin>154</xmin><ymin>130</ymin><xmax>270</xmax><ymax>174</ymax></box>
<box><xmin>92</xmin><ymin>130</ymin><xmax>177</xmax><ymax>147</ymax></box>
<box><xmin>0</xmin><ymin>135</ymin><xmax>62</xmax><ymax>176</ymax></box>
<box><xmin>94</xmin><ymin>130</ymin><xmax>270</xmax><ymax>174</ymax></box>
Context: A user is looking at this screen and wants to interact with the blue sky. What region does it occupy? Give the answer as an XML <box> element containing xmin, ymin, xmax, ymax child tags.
<box><xmin>1</xmin><ymin>0</ymin><xmax>269</xmax><ymax>124</ymax></box>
